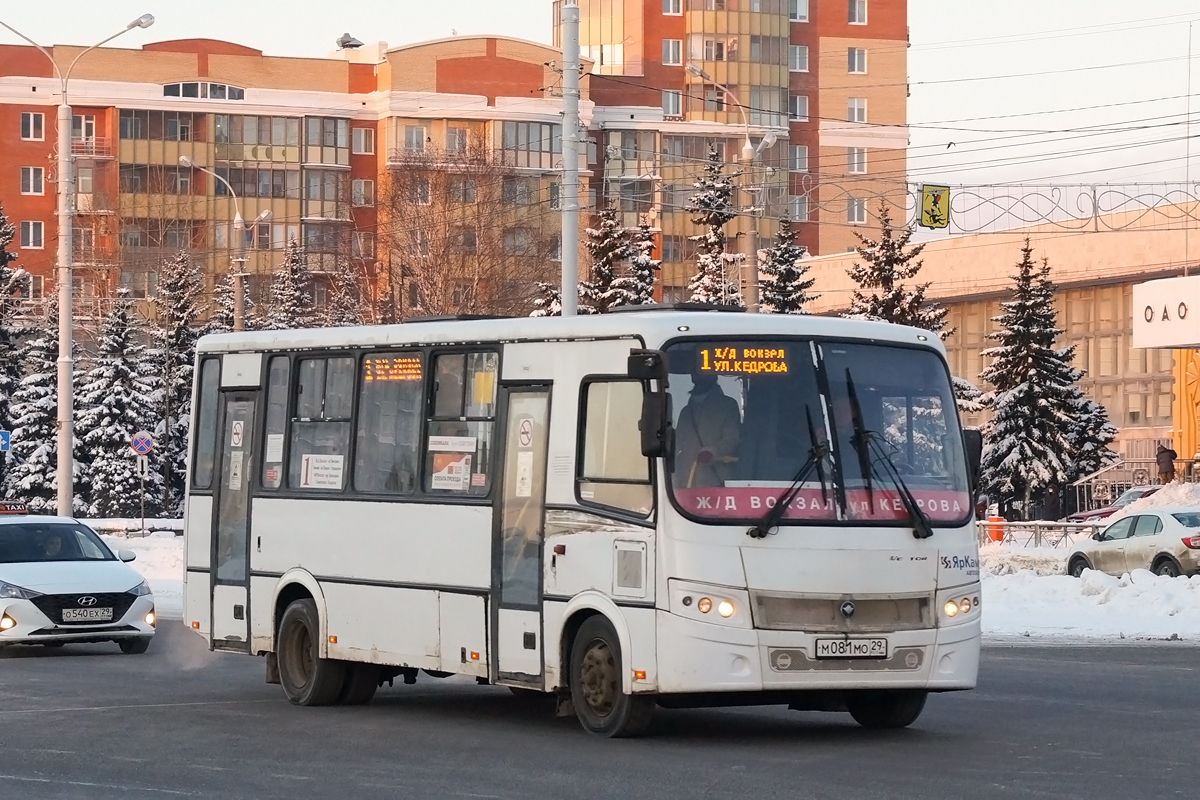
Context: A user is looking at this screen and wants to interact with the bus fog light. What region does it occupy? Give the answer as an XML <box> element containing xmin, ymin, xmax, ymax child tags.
<box><xmin>944</xmin><ymin>600</ymin><xmax>959</xmax><ymax>618</ymax></box>
<box><xmin>697</xmin><ymin>597</ymin><xmax>712</xmax><ymax>614</ymax></box>
<box><xmin>959</xmin><ymin>598</ymin><xmax>972</xmax><ymax>614</ymax></box>
<box><xmin>717</xmin><ymin>600</ymin><xmax>735</xmax><ymax>618</ymax></box>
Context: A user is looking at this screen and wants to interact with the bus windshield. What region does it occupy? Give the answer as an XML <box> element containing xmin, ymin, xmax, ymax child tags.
<box><xmin>665</xmin><ymin>339</ymin><xmax>972</xmax><ymax>527</ymax></box>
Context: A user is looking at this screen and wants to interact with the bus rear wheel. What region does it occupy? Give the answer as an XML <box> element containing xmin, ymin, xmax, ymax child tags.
<box><xmin>338</xmin><ymin>663</ymin><xmax>380</xmax><ymax>705</ymax></box>
<box><xmin>277</xmin><ymin>599</ymin><xmax>345</xmax><ymax>706</ymax></box>
<box><xmin>569</xmin><ymin>616</ymin><xmax>654</xmax><ymax>738</ymax></box>
<box><xmin>846</xmin><ymin>690</ymin><xmax>928</xmax><ymax>729</ymax></box>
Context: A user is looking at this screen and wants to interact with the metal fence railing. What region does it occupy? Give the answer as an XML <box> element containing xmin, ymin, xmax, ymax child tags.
<box><xmin>976</xmin><ymin>520</ymin><xmax>1102</xmax><ymax>549</ymax></box>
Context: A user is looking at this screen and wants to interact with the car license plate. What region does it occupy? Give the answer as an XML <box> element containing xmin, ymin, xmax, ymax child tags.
<box><xmin>814</xmin><ymin>638</ymin><xmax>887</xmax><ymax>659</ymax></box>
<box><xmin>62</xmin><ymin>608</ymin><xmax>113</xmax><ymax>623</ymax></box>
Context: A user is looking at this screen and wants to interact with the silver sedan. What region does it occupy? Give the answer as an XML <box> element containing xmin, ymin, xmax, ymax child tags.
<box><xmin>1067</xmin><ymin>507</ymin><xmax>1200</xmax><ymax>578</ymax></box>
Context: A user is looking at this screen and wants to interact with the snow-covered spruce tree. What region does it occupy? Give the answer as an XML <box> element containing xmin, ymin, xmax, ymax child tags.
<box><xmin>264</xmin><ymin>240</ymin><xmax>313</xmax><ymax>330</ymax></box>
<box><xmin>321</xmin><ymin>262</ymin><xmax>365</xmax><ymax>327</ymax></box>
<box><xmin>77</xmin><ymin>290</ymin><xmax>161</xmax><ymax>518</ymax></box>
<box><xmin>2</xmin><ymin>300</ymin><xmax>83</xmax><ymax>512</ymax></box>
<box><xmin>758</xmin><ymin>219</ymin><xmax>817</xmax><ymax>313</ymax></box>
<box><xmin>529</xmin><ymin>282</ymin><xmax>562</xmax><ymax>317</ymax></box>
<box><xmin>978</xmin><ymin>243</ymin><xmax>1078</xmax><ymax>518</ymax></box>
<box><xmin>148</xmin><ymin>251</ymin><xmax>203</xmax><ymax>515</ymax></box>
<box><xmin>0</xmin><ymin>202</ymin><xmax>30</xmax><ymax>490</ymax></box>
<box><xmin>609</xmin><ymin>222</ymin><xmax>660</xmax><ymax>307</ymax></box>
<box><xmin>847</xmin><ymin>200</ymin><xmax>947</xmax><ymax>332</ymax></box>
<box><xmin>1066</xmin><ymin>394</ymin><xmax>1118</xmax><ymax>483</ymax></box>
<box><xmin>685</xmin><ymin>144</ymin><xmax>743</xmax><ymax>306</ymax></box>
<box><xmin>581</xmin><ymin>205</ymin><xmax>631</xmax><ymax>313</ymax></box>
<box><xmin>204</xmin><ymin>267</ymin><xmax>237</xmax><ymax>335</ymax></box>
<box><xmin>952</xmin><ymin>377</ymin><xmax>985</xmax><ymax>416</ymax></box>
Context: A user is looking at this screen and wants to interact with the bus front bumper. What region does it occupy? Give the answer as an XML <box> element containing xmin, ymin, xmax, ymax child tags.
<box><xmin>654</xmin><ymin>609</ymin><xmax>979</xmax><ymax>695</ymax></box>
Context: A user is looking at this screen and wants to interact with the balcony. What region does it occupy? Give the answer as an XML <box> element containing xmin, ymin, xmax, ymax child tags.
<box><xmin>75</xmin><ymin>193</ymin><xmax>116</xmax><ymax>214</ymax></box>
<box><xmin>72</xmin><ymin>137</ymin><xmax>113</xmax><ymax>158</ymax></box>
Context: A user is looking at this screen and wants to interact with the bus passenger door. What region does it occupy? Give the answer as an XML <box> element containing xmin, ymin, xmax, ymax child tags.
<box><xmin>210</xmin><ymin>392</ymin><xmax>257</xmax><ymax>652</ymax></box>
<box><xmin>492</xmin><ymin>386</ymin><xmax>551</xmax><ymax>684</ymax></box>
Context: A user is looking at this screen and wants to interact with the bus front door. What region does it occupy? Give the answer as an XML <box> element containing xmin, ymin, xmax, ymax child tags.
<box><xmin>210</xmin><ymin>392</ymin><xmax>257</xmax><ymax>652</ymax></box>
<box><xmin>492</xmin><ymin>386</ymin><xmax>551</xmax><ymax>684</ymax></box>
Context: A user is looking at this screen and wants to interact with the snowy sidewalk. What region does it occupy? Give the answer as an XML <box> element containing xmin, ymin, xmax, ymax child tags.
<box><xmin>100</xmin><ymin>532</ymin><xmax>184</xmax><ymax>621</ymax></box>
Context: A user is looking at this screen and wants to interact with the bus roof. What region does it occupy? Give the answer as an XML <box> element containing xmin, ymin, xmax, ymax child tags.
<box><xmin>195</xmin><ymin>311</ymin><xmax>946</xmax><ymax>355</ymax></box>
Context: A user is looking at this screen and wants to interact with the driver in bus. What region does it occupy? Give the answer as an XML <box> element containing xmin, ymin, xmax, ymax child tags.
<box><xmin>675</xmin><ymin>371</ymin><xmax>741</xmax><ymax>488</ymax></box>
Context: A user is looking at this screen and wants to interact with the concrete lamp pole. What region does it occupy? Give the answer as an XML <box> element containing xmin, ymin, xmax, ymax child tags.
<box><xmin>684</xmin><ymin>63</ymin><xmax>777</xmax><ymax>312</ymax></box>
<box><xmin>179</xmin><ymin>156</ymin><xmax>270</xmax><ymax>331</ymax></box>
<box><xmin>0</xmin><ymin>13</ymin><xmax>155</xmax><ymax>517</ymax></box>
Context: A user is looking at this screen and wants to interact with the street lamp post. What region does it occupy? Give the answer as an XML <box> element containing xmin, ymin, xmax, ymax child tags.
<box><xmin>179</xmin><ymin>156</ymin><xmax>270</xmax><ymax>331</ymax></box>
<box><xmin>684</xmin><ymin>63</ymin><xmax>777</xmax><ymax>312</ymax></box>
<box><xmin>0</xmin><ymin>14</ymin><xmax>155</xmax><ymax>517</ymax></box>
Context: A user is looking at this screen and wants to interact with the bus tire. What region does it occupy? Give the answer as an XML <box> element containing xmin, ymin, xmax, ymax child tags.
<box><xmin>846</xmin><ymin>690</ymin><xmax>928</xmax><ymax>729</ymax></box>
<box><xmin>277</xmin><ymin>599</ymin><xmax>345</xmax><ymax>706</ymax></box>
<box><xmin>337</xmin><ymin>663</ymin><xmax>380</xmax><ymax>705</ymax></box>
<box><xmin>569</xmin><ymin>615</ymin><xmax>655</xmax><ymax>738</ymax></box>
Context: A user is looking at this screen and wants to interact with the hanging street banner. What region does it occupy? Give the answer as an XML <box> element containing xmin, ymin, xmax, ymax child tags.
<box><xmin>920</xmin><ymin>184</ymin><xmax>950</xmax><ymax>229</ymax></box>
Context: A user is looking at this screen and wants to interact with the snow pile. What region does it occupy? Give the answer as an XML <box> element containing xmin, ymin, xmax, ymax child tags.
<box><xmin>980</xmin><ymin>543</ymin><xmax>1065</xmax><ymax>577</ymax></box>
<box><xmin>1113</xmin><ymin>482</ymin><xmax>1200</xmax><ymax>518</ymax></box>
<box><xmin>101</xmin><ymin>532</ymin><xmax>183</xmax><ymax>620</ymax></box>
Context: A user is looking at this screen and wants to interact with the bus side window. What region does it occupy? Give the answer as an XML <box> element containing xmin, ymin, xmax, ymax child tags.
<box><xmin>578</xmin><ymin>380</ymin><xmax>654</xmax><ymax>517</ymax></box>
<box><xmin>355</xmin><ymin>352</ymin><xmax>423</xmax><ymax>494</ymax></box>
<box><xmin>261</xmin><ymin>356</ymin><xmax>290</xmax><ymax>489</ymax></box>
<box><xmin>192</xmin><ymin>358</ymin><xmax>221</xmax><ymax>490</ymax></box>
<box><xmin>288</xmin><ymin>356</ymin><xmax>354</xmax><ymax>491</ymax></box>
<box><xmin>425</xmin><ymin>351</ymin><xmax>497</xmax><ymax>497</ymax></box>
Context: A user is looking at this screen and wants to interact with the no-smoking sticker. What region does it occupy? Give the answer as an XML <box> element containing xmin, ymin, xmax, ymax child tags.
<box><xmin>518</xmin><ymin>418</ymin><xmax>533</xmax><ymax>448</ymax></box>
<box><xmin>231</xmin><ymin>420</ymin><xmax>244</xmax><ymax>448</ymax></box>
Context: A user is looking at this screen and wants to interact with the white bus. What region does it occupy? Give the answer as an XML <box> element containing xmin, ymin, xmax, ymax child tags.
<box><xmin>182</xmin><ymin>309</ymin><xmax>983</xmax><ymax>737</ymax></box>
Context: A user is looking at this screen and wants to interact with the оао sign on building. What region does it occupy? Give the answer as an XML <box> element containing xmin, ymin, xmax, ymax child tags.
<box><xmin>1132</xmin><ymin>276</ymin><xmax>1200</xmax><ymax>349</ymax></box>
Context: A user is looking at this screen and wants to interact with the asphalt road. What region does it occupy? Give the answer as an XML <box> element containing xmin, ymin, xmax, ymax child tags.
<box><xmin>1</xmin><ymin>624</ymin><xmax>1197</xmax><ymax>800</ymax></box>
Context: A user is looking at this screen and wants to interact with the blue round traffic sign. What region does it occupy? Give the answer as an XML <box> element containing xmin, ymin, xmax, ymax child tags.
<box><xmin>130</xmin><ymin>431</ymin><xmax>155</xmax><ymax>455</ymax></box>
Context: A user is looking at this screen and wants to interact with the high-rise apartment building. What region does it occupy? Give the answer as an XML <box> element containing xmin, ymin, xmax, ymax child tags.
<box><xmin>557</xmin><ymin>0</ymin><xmax>909</xmax><ymax>295</ymax></box>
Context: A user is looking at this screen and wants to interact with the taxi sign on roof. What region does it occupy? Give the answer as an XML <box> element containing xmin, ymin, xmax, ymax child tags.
<box><xmin>0</xmin><ymin>501</ymin><xmax>29</xmax><ymax>515</ymax></box>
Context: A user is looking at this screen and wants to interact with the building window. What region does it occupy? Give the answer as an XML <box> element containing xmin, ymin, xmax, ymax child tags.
<box><xmin>789</xmin><ymin>144</ymin><xmax>809</xmax><ymax>172</ymax></box>
<box><xmin>662</xmin><ymin>39</ymin><xmax>682</xmax><ymax>65</ymax></box>
<box><xmin>20</xmin><ymin>167</ymin><xmax>44</xmax><ymax>195</ymax></box>
<box><xmin>661</xmin><ymin>234</ymin><xmax>687</xmax><ymax>263</ymax></box>
<box><xmin>789</xmin><ymin>195</ymin><xmax>809</xmax><ymax>222</ymax></box>
<box><xmin>352</xmin><ymin>127</ymin><xmax>375</xmax><ymax>155</ymax></box>
<box><xmin>848</xmin><ymin>197</ymin><xmax>866</xmax><ymax>224</ymax></box>
<box><xmin>408</xmin><ymin>178</ymin><xmax>431</xmax><ymax>206</ymax></box>
<box><xmin>789</xmin><ymin>95</ymin><xmax>809</xmax><ymax>121</ymax></box>
<box><xmin>352</xmin><ymin>179</ymin><xmax>375</xmax><ymax>207</ymax></box>
<box><xmin>447</xmin><ymin>126</ymin><xmax>468</xmax><ymax>154</ymax></box>
<box><xmin>749</xmin><ymin>86</ymin><xmax>785</xmax><ymax>126</ymax></box>
<box><xmin>165</xmin><ymin>167</ymin><xmax>192</xmax><ymax>195</ymax></box>
<box><xmin>20</xmin><ymin>221</ymin><xmax>44</xmax><ymax>249</ymax></box>
<box><xmin>704</xmin><ymin>85</ymin><xmax>728</xmax><ymax>112</ymax></box>
<box><xmin>502</xmin><ymin>176</ymin><xmax>537</xmax><ymax>205</ymax></box>
<box><xmin>790</xmin><ymin>45</ymin><xmax>809</xmax><ymax>72</ymax></box>
<box><xmin>848</xmin><ymin>97</ymin><xmax>867</xmax><ymax>122</ymax></box>
<box><xmin>352</xmin><ymin>231</ymin><xmax>375</xmax><ymax>259</ymax></box>
<box><xmin>789</xmin><ymin>0</ymin><xmax>809</xmax><ymax>21</ymax></box>
<box><xmin>20</xmin><ymin>112</ymin><xmax>44</xmax><ymax>141</ymax></box>
<box><xmin>549</xmin><ymin>182</ymin><xmax>561</xmax><ymax>210</ymax></box>
<box><xmin>501</xmin><ymin>121</ymin><xmax>562</xmax><ymax>168</ymax></box>
<box><xmin>448</xmin><ymin>177</ymin><xmax>477</xmax><ymax>204</ymax></box>
<box><xmin>849</xmin><ymin>0</ymin><xmax>867</xmax><ymax>24</ymax></box>
<box><xmin>404</xmin><ymin>125</ymin><xmax>426</xmax><ymax>153</ymax></box>
<box><xmin>503</xmin><ymin>227</ymin><xmax>532</xmax><ymax>256</ymax></box>
<box><xmin>451</xmin><ymin>227</ymin><xmax>477</xmax><ymax>254</ymax></box>
<box><xmin>163</xmin><ymin>82</ymin><xmax>244</xmax><ymax>100</ymax></box>
<box><xmin>77</xmin><ymin>167</ymin><xmax>93</xmax><ymax>194</ymax></box>
<box><xmin>848</xmin><ymin>48</ymin><xmax>867</xmax><ymax>74</ymax></box>
<box><xmin>847</xmin><ymin>147</ymin><xmax>867</xmax><ymax>174</ymax></box>
<box><xmin>663</xmin><ymin>0</ymin><xmax>682</xmax><ymax>13</ymax></box>
<box><xmin>662</xmin><ymin>89</ymin><xmax>682</xmax><ymax>117</ymax></box>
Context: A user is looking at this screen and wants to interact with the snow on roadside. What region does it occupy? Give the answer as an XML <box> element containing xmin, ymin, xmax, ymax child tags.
<box><xmin>100</xmin><ymin>531</ymin><xmax>184</xmax><ymax>620</ymax></box>
<box><xmin>1112</xmin><ymin>482</ymin><xmax>1200</xmax><ymax>518</ymax></box>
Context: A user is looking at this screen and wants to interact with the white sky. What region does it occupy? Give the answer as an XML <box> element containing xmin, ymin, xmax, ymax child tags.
<box><xmin>3</xmin><ymin>1</ymin><xmax>1199</xmax><ymax>188</ymax></box>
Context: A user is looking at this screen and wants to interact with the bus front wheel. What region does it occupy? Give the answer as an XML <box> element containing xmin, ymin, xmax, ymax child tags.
<box><xmin>277</xmin><ymin>599</ymin><xmax>346</xmax><ymax>706</ymax></box>
<box><xmin>846</xmin><ymin>690</ymin><xmax>928</xmax><ymax>729</ymax></box>
<box><xmin>569</xmin><ymin>615</ymin><xmax>654</xmax><ymax>738</ymax></box>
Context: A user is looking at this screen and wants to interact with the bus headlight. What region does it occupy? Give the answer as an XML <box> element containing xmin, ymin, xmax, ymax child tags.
<box><xmin>670</xmin><ymin>581</ymin><xmax>751</xmax><ymax>629</ymax></box>
<box><xmin>697</xmin><ymin>597</ymin><xmax>712</xmax><ymax>614</ymax></box>
<box><xmin>944</xmin><ymin>600</ymin><xmax>959</xmax><ymax>618</ymax></box>
<box><xmin>938</xmin><ymin>585</ymin><xmax>982</xmax><ymax>625</ymax></box>
<box><xmin>717</xmin><ymin>600</ymin><xmax>735</xmax><ymax>618</ymax></box>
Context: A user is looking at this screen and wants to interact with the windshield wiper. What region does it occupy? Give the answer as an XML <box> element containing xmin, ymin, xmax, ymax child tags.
<box><xmin>845</xmin><ymin>370</ymin><xmax>934</xmax><ymax>540</ymax></box>
<box><xmin>747</xmin><ymin>407</ymin><xmax>829</xmax><ymax>539</ymax></box>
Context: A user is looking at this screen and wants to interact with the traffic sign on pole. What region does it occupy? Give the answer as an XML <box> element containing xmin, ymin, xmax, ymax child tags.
<box><xmin>0</xmin><ymin>430</ymin><xmax>9</xmax><ymax>452</ymax></box>
<box><xmin>130</xmin><ymin>431</ymin><xmax>154</xmax><ymax>455</ymax></box>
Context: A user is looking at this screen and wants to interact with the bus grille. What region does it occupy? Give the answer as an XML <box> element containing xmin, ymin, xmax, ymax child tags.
<box><xmin>768</xmin><ymin>647</ymin><xmax>926</xmax><ymax>672</ymax></box>
<box><xmin>751</xmin><ymin>592</ymin><xmax>932</xmax><ymax>633</ymax></box>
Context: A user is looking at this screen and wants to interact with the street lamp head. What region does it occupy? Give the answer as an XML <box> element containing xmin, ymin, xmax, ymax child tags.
<box><xmin>740</xmin><ymin>139</ymin><xmax>756</xmax><ymax>163</ymax></box>
<box><xmin>684</xmin><ymin>62</ymin><xmax>710</xmax><ymax>80</ymax></box>
<box><xmin>253</xmin><ymin>209</ymin><xmax>272</xmax><ymax>224</ymax></box>
<box><xmin>128</xmin><ymin>14</ymin><xmax>155</xmax><ymax>30</ymax></box>
<box><xmin>178</xmin><ymin>155</ymin><xmax>195</xmax><ymax>168</ymax></box>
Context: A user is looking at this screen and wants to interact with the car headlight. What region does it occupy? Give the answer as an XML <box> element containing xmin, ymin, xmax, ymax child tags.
<box><xmin>0</xmin><ymin>579</ymin><xmax>41</xmax><ymax>600</ymax></box>
<box><xmin>128</xmin><ymin>579</ymin><xmax>153</xmax><ymax>597</ymax></box>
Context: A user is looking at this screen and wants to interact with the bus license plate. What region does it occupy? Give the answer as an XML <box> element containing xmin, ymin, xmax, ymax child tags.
<box><xmin>814</xmin><ymin>638</ymin><xmax>887</xmax><ymax>659</ymax></box>
<box><xmin>62</xmin><ymin>608</ymin><xmax>113</xmax><ymax>623</ymax></box>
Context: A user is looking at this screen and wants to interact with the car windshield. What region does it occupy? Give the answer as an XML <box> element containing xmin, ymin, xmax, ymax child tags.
<box><xmin>1113</xmin><ymin>489</ymin><xmax>1146</xmax><ymax>507</ymax></box>
<box><xmin>1172</xmin><ymin>513</ymin><xmax>1200</xmax><ymax>528</ymax></box>
<box><xmin>0</xmin><ymin>522</ymin><xmax>115</xmax><ymax>564</ymax></box>
<box><xmin>665</xmin><ymin>339</ymin><xmax>971</xmax><ymax>526</ymax></box>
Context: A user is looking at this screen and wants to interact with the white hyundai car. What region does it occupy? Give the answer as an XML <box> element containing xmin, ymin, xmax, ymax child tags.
<box><xmin>0</xmin><ymin>504</ymin><xmax>156</xmax><ymax>653</ymax></box>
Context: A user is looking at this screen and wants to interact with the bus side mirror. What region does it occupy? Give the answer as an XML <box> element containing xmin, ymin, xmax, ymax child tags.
<box><xmin>963</xmin><ymin>429</ymin><xmax>983</xmax><ymax>491</ymax></box>
<box><xmin>628</xmin><ymin>349</ymin><xmax>668</xmax><ymax>384</ymax></box>
<box><xmin>639</xmin><ymin>391</ymin><xmax>672</xmax><ymax>458</ymax></box>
